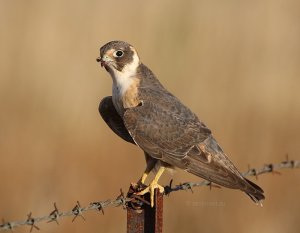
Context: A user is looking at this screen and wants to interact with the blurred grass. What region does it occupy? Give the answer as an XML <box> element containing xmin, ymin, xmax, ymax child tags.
<box><xmin>0</xmin><ymin>0</ymin><xmax>300</xmax><ymax>232</ymax></box>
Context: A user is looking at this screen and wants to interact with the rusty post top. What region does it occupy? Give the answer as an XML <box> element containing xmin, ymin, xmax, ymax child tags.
<box><xmin>127</xmin><ymin>186</ymin><xmax>163</xmax><ymax>233</ymax></box>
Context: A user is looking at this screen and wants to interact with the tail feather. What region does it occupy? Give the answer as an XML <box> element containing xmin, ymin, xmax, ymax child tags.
<box><xmin>162</xmin><ymin>135</ymin><xmax>266</xmax><ymax>205</ymax></box>
<box><xmin>244</xmin><ymin>178</ymin><xmax>265</xmax><ymax>204</ymax></box>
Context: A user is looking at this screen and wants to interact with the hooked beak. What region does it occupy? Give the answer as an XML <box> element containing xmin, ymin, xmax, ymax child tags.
<box><xmin>96</xmin><ymin>55</ymin><xmax>114</xmax><ymax>70</ymax></box>
<box><xmin>96</xmin><ymin>57</ymin><xmax>105</xmax><ymax>67</ymax></box>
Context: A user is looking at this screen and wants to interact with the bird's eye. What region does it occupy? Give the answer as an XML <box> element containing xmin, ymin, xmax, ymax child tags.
<box><xmin>113</xmin><ymin>50</ymin><xmax>124</xmax><ymax>57</ymax></box>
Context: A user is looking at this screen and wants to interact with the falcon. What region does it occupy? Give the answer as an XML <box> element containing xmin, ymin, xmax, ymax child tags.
<box><xmin>96</xmin><ymin>40</ymin><xmax>265</xmax><ymax>207</ymax></box>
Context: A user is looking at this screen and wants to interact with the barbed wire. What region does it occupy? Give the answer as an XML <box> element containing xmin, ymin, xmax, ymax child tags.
<box><xmin>0</xmin><ymin>157</ymin><xmax>299</xmax><ymax>232</ymax></box>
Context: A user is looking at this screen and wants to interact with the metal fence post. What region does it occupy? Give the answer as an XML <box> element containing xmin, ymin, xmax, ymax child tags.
<box><xmin>127</xmin><ymin>189</ymin><xmax>163</xmax><ymax>233</ymax></box>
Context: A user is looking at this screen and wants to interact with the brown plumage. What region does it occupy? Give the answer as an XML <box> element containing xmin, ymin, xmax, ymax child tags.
<box><xmin>97</xmin><ymin>40</ymin><xmax>265</xmax><ymax>205</ymax></box>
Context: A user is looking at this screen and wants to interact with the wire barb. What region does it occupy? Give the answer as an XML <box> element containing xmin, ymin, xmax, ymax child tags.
<box><xmin>90</xmin><ymin>202</ymin><xmax>105</xmax><ymax>215</ymax></box>
<box><xmin>71</xmin><ymin>201</ymin><xmax>85</xmax><ymax>222</ymax></box>
<box><xmin>1</xmin><ymin>219</ymin><xmax>13</xmax><ymax>232</ymax></box>
<box><xmin>26</xmin><ymin>212</ymin><xmax>40</xmax><ymax>232</ymax></box>
<box><xmin>47</xmin><ymin>202</ymin><xmax>60</xmax><ymax>225</ymax></box>
<box><xmin>0</xmin><ymin>157</ymin><xmax>299</xmax><ymax>231</ymax></box>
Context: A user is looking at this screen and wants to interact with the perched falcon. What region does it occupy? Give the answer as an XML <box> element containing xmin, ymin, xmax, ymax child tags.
<box><xmin>96</xmin><ymin>40</ymin><xmax>265</xmax><ymax>207</ymax></box>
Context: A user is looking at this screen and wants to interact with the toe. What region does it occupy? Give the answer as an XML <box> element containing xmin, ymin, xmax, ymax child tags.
<box><xmin>150</xmin><ymin>188</ymin><xmax>155</xmax><ymax>207</ymax></box>
<box><xmin>158</xmin><ymin>185</ymin><xmax>164</xmax><ymax>193</ymax></box>
<box><xmin>135</xmin><ymin>187</ymin><xmax>149</xmax><ymax>196</ymax></box>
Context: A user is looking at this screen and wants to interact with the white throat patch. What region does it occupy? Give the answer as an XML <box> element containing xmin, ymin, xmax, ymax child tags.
<box><xmin>111</xmin><ymin>50</ymin><xmax>140</xmax><ymax>96</ymax></box>
<box><xmin>110</xmin><ymin>49</ymin><xmax>140</xmax><ymax>115</ymax></box>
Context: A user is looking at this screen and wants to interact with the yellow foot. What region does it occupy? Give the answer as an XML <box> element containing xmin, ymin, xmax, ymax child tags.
<box><xmin>135</xmin><ymin>181</ymin><xmax>164</xmax><ymax>207</ymax></box>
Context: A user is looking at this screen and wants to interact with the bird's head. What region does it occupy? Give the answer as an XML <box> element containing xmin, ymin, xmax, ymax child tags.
<box><xmin>96</xmin><ymin>41</ymin><xmax>140</xmax><ymax>78</ymax></box>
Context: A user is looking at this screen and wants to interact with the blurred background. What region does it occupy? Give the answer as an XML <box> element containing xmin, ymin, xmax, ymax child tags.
<box><xmin>0</xmin><ymin>0</ymin><xmax>300</xmax><ymax>232</ymax></box>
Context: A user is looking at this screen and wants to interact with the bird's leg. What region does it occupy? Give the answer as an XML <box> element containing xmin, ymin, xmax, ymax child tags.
<box><xmin>137</xmin><ymin>157</ymin><xmax>156</xmax><ymax>185</ymax></box>
<box><xmin>136</xmin><ymin>165</ymin><xmax>165</xmax><ymax>207</ymax></box>
<box><xmin>139</xmin><ymin>171</ymin><xmax>149</xmax><ymax>185</ymax></box>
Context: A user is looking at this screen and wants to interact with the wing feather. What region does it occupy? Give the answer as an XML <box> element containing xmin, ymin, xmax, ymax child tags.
<box><xmin>123</xmin><ymin>91</ymin><xmax>264</xmax><ymax>201</ymax></box>
<box><xmin>99</xmin><ymin>96</ymin><xmax>135</xmax><ymax>144</ymax></box>
<box><xmin>123</xmin><ymin>95</ymin><xmax>211</xmax><ymax>158</ymax></box>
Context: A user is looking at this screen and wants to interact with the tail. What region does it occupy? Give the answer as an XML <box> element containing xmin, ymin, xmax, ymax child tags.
<box><xmin>244</xmin><ymin>178</ymin><xmax>265</xmax><ymax>205</ymax></box>
<box><xmin>162</xmin><ymin>135</ymin><xmax>266</xmax><ymax>205</ymax></box>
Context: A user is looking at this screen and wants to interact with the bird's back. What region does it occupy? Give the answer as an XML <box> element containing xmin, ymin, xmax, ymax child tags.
<box><xmin>129</xmin><ymin>63</ymin><xmax>265</xmax><ymax>203</ymax></box>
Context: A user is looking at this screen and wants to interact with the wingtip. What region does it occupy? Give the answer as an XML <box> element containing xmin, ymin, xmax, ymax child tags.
<box><xmin>246</xmin><ymin>192</ymin><xmax>265</xmax><ymax>206</ymax></box>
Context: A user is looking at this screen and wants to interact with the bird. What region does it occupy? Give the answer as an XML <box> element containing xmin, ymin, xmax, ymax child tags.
<box><xmin>96</xmin><ymin>40</ymin><xmax>265</xmax><ymax>207</ymax></box>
